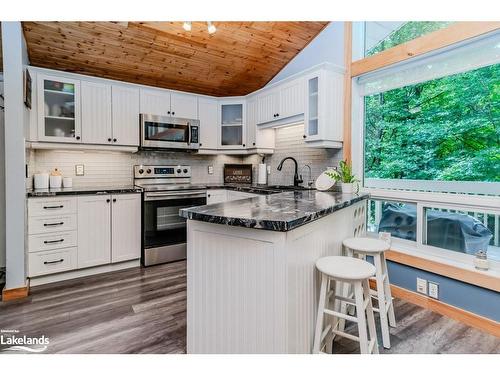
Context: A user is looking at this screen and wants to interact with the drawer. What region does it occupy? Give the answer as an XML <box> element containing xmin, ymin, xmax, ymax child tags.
<box><xmin>28</xmin><ymin>231</ymin><xmax>77</xmax><ymax>253</ymax></box>
<box><xmin>28</xmin><ymin>247</ymin><xmax>77</xmax><ymax>277</ymax></box>
<box><xmin>28</xmin><ymin>214</ymin><xmax>77</xmax><ymax>235</ymax></box>
<box><xmin>28</xmin><ymin>197</ymin><xmax>77</xmax><ymax>217</ymax></box>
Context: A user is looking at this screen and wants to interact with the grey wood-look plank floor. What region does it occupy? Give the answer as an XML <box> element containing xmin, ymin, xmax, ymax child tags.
<box><xmin>1</xmin><ymin>261</ymin><xmax>498</xmax><ymax>354</ymax></box>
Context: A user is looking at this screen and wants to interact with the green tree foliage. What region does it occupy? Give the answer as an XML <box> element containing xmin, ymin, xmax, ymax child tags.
<box><xmin>364</xmin><ymin>24</ymin><xmax>500</xmax><ymax>182</ymax></box>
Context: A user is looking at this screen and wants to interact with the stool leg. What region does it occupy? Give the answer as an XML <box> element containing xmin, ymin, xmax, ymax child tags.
<box><xmin>343</xmin><ymin>247</ymin><xmax>356</xmax><ymax>319</ymax></box>
<box><xmin>325</xmin><ymin>279</ymin><xmax>337</xmax><ymax>354</ymax></box>
<box><xmin>363</xmin><ymin>279</ymin><xmax>379</xmax><ymax>354</ymax></box>
<box><xmin>354</xmin><ymin>281</ymin><xmax>369</xmax><ymax>354</ymax></box>
<box><xmin>313</xmin><ymin>273</ymin><xmax>328</xmax><ymax>353</ymax></box>
<box><xmin>374</xmin><ymin>253</ymin><xmax>391</xmax><ymax>349</ymax></box>
<box><xmin>381</xmin><ymin>252</ymin><xmax>397</xmax><ymax>327</ymax></box>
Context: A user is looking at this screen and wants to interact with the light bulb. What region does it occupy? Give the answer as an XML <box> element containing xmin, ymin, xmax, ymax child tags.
<box><xmin>207</xmin><ymin>22</ymin><xmax>216</xmax><ymax>34</ymax></box>
<box><xmin>183</xmin><ymin>22</ymin><xmax>192</xmax><ymax>31</ymax></box>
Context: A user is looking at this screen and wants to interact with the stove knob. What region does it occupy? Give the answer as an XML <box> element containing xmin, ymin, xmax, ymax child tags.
<box><xmin>177</xmin><ymin>168</ymin><xmax>182</xmax><ymax>174</ymax></box>
<box><xmin>183</xmin><ymin>168</ymin><xmax>188</xmax><ymax>174</ymax></box>
<box><xmin>138</xmin><ymin>169</ymin><xmax>144</xmax><ymax>174</ymax></box>
<box><xmin>147</xmin><ymin>169</ymin><xmax>152</xmax><ymax>174</ymax></box>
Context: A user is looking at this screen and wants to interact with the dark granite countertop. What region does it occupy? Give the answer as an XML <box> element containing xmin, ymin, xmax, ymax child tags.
<box><xmin>27</xmin><ymin>185</ymin><xmax>142</xmax><ymax>197</ymax></box>
<box><xmin>180</xmin><ymin>191</ymin><xmax>369</xmax><ymax>232</ymax></box>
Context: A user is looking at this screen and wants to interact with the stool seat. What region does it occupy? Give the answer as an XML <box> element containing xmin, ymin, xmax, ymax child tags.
<box><xmin>316</xmin><ymin>256</ymin><xmax>376</xmax><ymax>281</ymax></box>
<box><xmin>343</xmin><ymin>237</ymin><xmax>390</xmax><ymax>253</ymax></box>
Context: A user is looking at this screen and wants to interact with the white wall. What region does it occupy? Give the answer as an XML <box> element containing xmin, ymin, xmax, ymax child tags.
<box><xmin>267</xmin><ymin>22</ymin><xmax>345</xmax><ymax>85</ymax></box>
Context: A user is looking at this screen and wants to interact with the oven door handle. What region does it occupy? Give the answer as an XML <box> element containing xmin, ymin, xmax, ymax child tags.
<box><xmin>145</xmin><ymin>190</ymin><xmax>206</xmax><ymax>200</ymax></box>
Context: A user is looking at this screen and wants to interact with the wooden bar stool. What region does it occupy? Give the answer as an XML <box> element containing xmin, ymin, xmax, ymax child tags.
<box><xmin>343</xmin><ymin>237</ymin><xmax>396</xmax><ymax>349</ymax></box>
<box><xmin>313</xmin><ymin>256</ymin><xmax>379</xmax><ymax>354</ymax></box>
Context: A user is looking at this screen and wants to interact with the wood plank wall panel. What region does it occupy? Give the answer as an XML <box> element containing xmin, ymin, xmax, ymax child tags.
<box><xmin>22</xmin><ymin>22</ymin><xmax>328</xmax><ymax>97</ymax></box>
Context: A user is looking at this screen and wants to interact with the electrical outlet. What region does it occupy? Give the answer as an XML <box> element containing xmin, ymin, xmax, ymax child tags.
<box><xmin>416</xmin><ymin>278</ymin><xmax>427</xmax><ymax>294</ymax></box>
<box><xmin>75</xmin><ymin>164</ymin><xmax>84</xmax><ymax>176</ymax></box>
<box><xmin>428</xmin><ymin>282</ymin><xmax>439</xmax><ymax>299</ymax></box>
<box><xmin>207</xmin><ymin>165</ymin><xmax>214</xmax><ymax>175</ymax></box>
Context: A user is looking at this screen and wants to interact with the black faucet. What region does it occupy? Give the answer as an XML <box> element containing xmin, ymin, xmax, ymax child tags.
<box><xmin>277</xmin><ymin>157</ymin><xmax>303</xmax><ymax>187</ymax></box>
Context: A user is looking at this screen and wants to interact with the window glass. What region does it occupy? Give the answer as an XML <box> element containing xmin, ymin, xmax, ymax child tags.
<box><xmin>365</xmin><ymin>21</ymin><xmax>452</xmax><ymax>57</ymax></box>
<box><xmin>423</xmin><ymin>207</ymin><xmax>500</xmax><ymax>262</ymax></box>
<box><xmin>367</xmin><ymin>200</ymin><xmax>417</xmax><ymax>242</ymax></box>
<box><xmin>364</xmin><ymin>63</ymin><xmax>500</xmax><ymax>193</ymax></box>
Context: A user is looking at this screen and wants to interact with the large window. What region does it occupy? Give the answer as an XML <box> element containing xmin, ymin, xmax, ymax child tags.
<box><xmin>364</xmin><ymin>63</ymin><xmax>499</xmax><ymax>187</ymax></box>
<box><xmin>364</xmin><ymin>22</ymin><xmax>452</xmax><ymax>57</ymax></box>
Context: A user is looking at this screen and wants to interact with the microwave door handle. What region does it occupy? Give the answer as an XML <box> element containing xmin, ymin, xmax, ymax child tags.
<box><xmin>187</xmin><ymin>122</ymin><xmax>191</xmax><ymax>145</ymax></box>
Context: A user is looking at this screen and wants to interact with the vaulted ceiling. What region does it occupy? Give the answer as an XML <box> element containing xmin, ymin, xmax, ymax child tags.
<box><xmin>22</xmin><ymin>21</ymin><xmax>328</xmax><ymax>96</ymax></box>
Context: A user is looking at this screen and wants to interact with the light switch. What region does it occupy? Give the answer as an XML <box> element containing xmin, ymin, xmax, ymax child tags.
<box><xmin>75</xmin><ymin>164</ymin><xmax>85</xmax><ymax>176</ymax></box>
<box><xmin>208</xmin><ymin>165</ymin><xmax>214</xmax><ymax>175</ymax></box>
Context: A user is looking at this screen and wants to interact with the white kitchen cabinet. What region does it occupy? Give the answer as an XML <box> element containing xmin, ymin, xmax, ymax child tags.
<box><xmin>303</xmin><ymin>68</ymin><xmax>344</xmax><ymax>148</ymax></box>
<box><xmin>140</xmin><ymin>88</ymin><xmax>171</xmax><ymax>117</ymax></box>
<box><xmin>219</xmin><ymin>100</ymin><xmax>246</xmax><ymax>149</ymax></box>
<box><xmin>37</xmin><ymin>73</ymin><xmax>82</xmax><ymax>143</ymax></box>
<box><xmin>77</xmin><ymin>195</ymin><xmax>112</xmax><ymax>268</ymax></box>
<box><xmin>257</xmin><ymin>89</ymin><xmax>279</xmax><ymax>124</ymax></box>
<box><xmin>170</xmin><ymin>92</ymin><xmax>198</xmax><ymax>119</ymax></box>
<box><xmin>81</xmin><ymin>80</ymin><xmax>112</xmax><ymax>145</ymax></box>
<box><xmin>140</xmin><ymin>89</ymin><xmax>198</xmax><ymax>119</ymax></box>
<box><xmin>256</xmin><ymin>77</ymin><xmax>305</xmax><ymax>125</ymax></box>
<box><xmin>111</xmin><ymin>194</ymin><xmax>141</xmax><ymax>262</ymax></box>
<box><xmin>247</xmin><ymin>97</ymin><xmax>275</xmax><ymax>152</ymax></box>
<box><xmin>198</xmin><ymin>97</ymin><xmax>219</xmax><ymax>150</ymax></box>
<box><xmin>112</xmin><ymin>85</ymin><xmax>140</xmax><ymax>146</ymax></box>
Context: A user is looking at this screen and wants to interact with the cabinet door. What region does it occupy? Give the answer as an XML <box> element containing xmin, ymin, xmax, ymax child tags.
<box><xmin>140</xmin><ymin>88</ymin><xmax>171</xmax><ymax>117</ymax></box>
<box><xmin>279</xmin><ymin>78</ymin><xmax>305</xmax><ymax>119</ymax></box>
<box><xmin>77</xmin><ymin>195</ymin><xmax>111</xmax><ymax>268</ymax></box>
<box><xmin>112</xmin><ymin>85</ymin><xmax>140</xmax><ymax>146</ymax></box>
<box><xmin>81</xmin><ymin>81</ymin><xmax>112</xmax><ymax>145</ymax></box>
<box><xmin>170</xmin><ymin>92</ymin><xmax>198</xmax><ymax>119</ymax></box>
<box><xmin>198</xmin><ymin>97</ymin><xmax>219</xmax><ymax>149</ymax></box>
<box><xmin>111</xmin><ymin>194</ymin><xmax>141</xmax><ymax>263</ymax></box>
<box><xmin>220</xmin><ymin>102</ymin><xmax>245</xmax><ymax>148</ymax></box>
<box><xmin>246</xmin><ymin>98</ymin><xmax>257</xmax><ymax>148</ymax></box>
<box><xmin>257</xmin><ymin>90</ymin><xmax>279</xmax><ymax>124</ymax></box>
<box><xmin>304</xmin><ymin>75</ymin><xmax>320</xmax><ymax>139</ymax></box>
<box><xmin>37</xmin><ymin>74</ymin><xmax>81</xmax><ymax>143</ymax></box>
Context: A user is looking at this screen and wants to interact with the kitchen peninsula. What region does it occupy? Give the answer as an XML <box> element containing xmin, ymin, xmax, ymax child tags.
<box><xmin>180</xmin><ymin>190</ymin><xmax>369</xmax><ymax>354</ymax></box>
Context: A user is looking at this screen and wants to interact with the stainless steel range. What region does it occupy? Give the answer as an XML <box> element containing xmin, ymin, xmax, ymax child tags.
<box><xmin>134</xmin><ymin>165</ymin><xmax>206</xmax><ymax>266</ymax></box>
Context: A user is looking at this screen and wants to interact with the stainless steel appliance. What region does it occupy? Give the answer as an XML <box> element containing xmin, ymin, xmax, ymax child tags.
<box><xmin>134</xmin><ymin>165</ymin><xmax>206</xmax><ymax>266</ymax></box>
<box><xmin>140</xmin><ymin>114</ymin><xmax>200</xmax><ymax>150</ymax></box>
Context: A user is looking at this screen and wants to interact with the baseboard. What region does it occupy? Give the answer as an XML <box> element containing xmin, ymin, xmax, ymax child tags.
<box><xmin>2</xmin><ymin>284</ymin><xmax>30</xmax><ymax>302</ymax></box>
<box><xmin>370</xmin><ymin>280</ymin><xmax>500</xmax><ymax>338</ymax></box>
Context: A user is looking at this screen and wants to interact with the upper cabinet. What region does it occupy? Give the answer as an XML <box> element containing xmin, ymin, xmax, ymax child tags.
<box><xmin>303</xmin><ymin>67</ymin><xmax>344</xmax><ymax>148</ymax></box>
<box><xmin>198</xmin><ymin>97</ymin><xmax>219</xmax><ymax>151</ymax></box>
<box><xmin>219</xmin><ymin>101</ymin><xmax>246</xmax><ymax>149</ymax></box>
<box><xmin>81</xmin><ymin>80</ymin><xmax>112</xmax><ymax>145</ymax></box>
<box><xmin>256</xmin><ymin>77</ymin><xmax>305</xmax><ymax>125</ymax></box>
<box><xmin>247</xmin><ymin>97</ymin><xmax>275</xmax><ymax>152</ymax></box>
<box><xmin>111</xmin><ymin>85</ymin><xmax>140</xmax><ymax>146</ymax></box>
<box><xmin>37</xmin><ymin>74</ymin><xmax>81</xmax><ymax>143</ymax></box>
<box><xmin>140</xmin><ymin>89</ymin><xmax>198</xmax><ymax>119</ymax></box>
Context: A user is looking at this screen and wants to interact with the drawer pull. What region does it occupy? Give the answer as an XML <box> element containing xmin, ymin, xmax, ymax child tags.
<box><xmin>43</xmin><ymin>259</ymin><xmax>64</xmax><ymax>265</ymax></box>
<box><xmin>44</xmin><ymin>239</ymin><xmax>65</xmax><ymax>244</ymax></box>
<box><xmin>43</xmin><ymin>205</ymin><xmax>64</xmax><ymax>209</ymax></box>
<box><xmin>44</xmin><ymin>222</ymin><xmax>64</xmax><ymax>227</ymax></box>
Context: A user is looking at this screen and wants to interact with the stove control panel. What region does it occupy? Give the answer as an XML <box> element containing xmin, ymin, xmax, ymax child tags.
<box><xmin>134</xmin><ymin>165</ymin><xmax>191</xmax><ymax>178</ymax></box>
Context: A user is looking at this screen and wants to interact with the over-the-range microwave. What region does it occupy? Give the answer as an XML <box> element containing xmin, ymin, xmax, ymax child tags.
<box><xmin>140</xmin><ymin>114</ymin><xmax>200</xmax><ymax>151</ymax></box>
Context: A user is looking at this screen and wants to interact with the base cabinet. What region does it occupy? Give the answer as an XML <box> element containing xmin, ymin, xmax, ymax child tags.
<box><xmin>27</xmin><ymin>194</ymin><xmax>141</xmax><ymax>279</ymax></box>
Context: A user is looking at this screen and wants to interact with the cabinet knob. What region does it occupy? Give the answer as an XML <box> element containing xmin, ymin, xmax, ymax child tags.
<box><xmin>200</xmin><ymin>143</ymin><xmax>203</xmax><ymax>147</ymax></box>
<box><xmin>167</xmin><ymin>111</ymin><xmax>171</xmax><ymax>114</ymax></box>
<box><xmin>253</xmin><ymin>142</ymin><xmax>255</xmax><ymax>146</ymax></box>
<box><xmin>276</xmin><ymin>113</ymin><xmax>279</xmax><ymax>117</ymax></box>
<box><xmin>303</xmin><ymin>135</ymin><xmax>307</xmax><ymax>139</ymax></box>
<box><xmin>113</xmin><ymin>138</ymin><xmax>117</xmax><ymax>142</ymax></box>
<box><xmin>243</xmin><ymin>144</ymin><xmax>246</xmax><ymax>147</ymax></box>
<box><xmin>172</xmin><ymin>111</ymin><xmax>175</xmax><ymax>115</ymax></box>
<box><xmin>106</xmin><ymin>199</ymin><xmax>110</xmax><ymax>203</ymax></box>
<box><xmin>207</xmin><ymin>194</ymin><xmax>211</xmax><ymax>197</ymax></box>
<box><xmin>108</xmin><ymin>138</ymin><xmax>112</xmax><ymax>142</ymax></box>
<box><xmin>76</xmin><ymin>135</ymin><xmax>81</xmax><ymax>140</ymax></box>
<box><xmin>113</xmin><ymin>198</ymin><xmax>117</xmax><ymax>203</ymax></box>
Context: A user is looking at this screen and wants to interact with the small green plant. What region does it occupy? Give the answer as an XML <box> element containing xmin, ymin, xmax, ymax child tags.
<box><xmin>325</xmin><ymin>160</ymin><xmax>358</xmax><ymax>183</ymax></box>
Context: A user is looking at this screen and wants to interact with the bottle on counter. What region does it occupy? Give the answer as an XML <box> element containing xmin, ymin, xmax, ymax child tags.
<box><xmin>473</xmin><ymin>250</ymin><xmax>489</xmax><ymax>271</ymax></box>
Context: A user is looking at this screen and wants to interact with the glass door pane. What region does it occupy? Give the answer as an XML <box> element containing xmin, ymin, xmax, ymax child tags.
<box><xmin>43</xmin><ymin>79</ymin><xmax>76</xmax><ymax>138</ymax></box>
<box><xmin>308</xmin><ymin>77</ymin><xmax>318</xmax><ymax>136</ymax></box>
<box><xmin>221</xmin><ymin>104</ymin><xmax>243</xmax><ymax>146</ymax></box>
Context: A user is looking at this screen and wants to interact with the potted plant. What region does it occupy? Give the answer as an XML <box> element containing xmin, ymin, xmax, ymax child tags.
<box><xmin>325</xmin><ymin>160</ymin><xmax>359</xmax><ymax>194</ymax></box>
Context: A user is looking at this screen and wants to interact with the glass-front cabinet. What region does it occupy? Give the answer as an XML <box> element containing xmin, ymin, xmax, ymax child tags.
<box><xmin>37</xmin><ymin>74</ymin><xmax>81</xmax><ymax>143</ymax></box>
<box><xmin>219</xmin><ymin>101</ymin><xmax>245</xmax><ymax>148</ymax></box>
<box><xmin>306</xmin><ymin>76</ymin><xmax>319</xmax><ymax>138</ymax></box>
